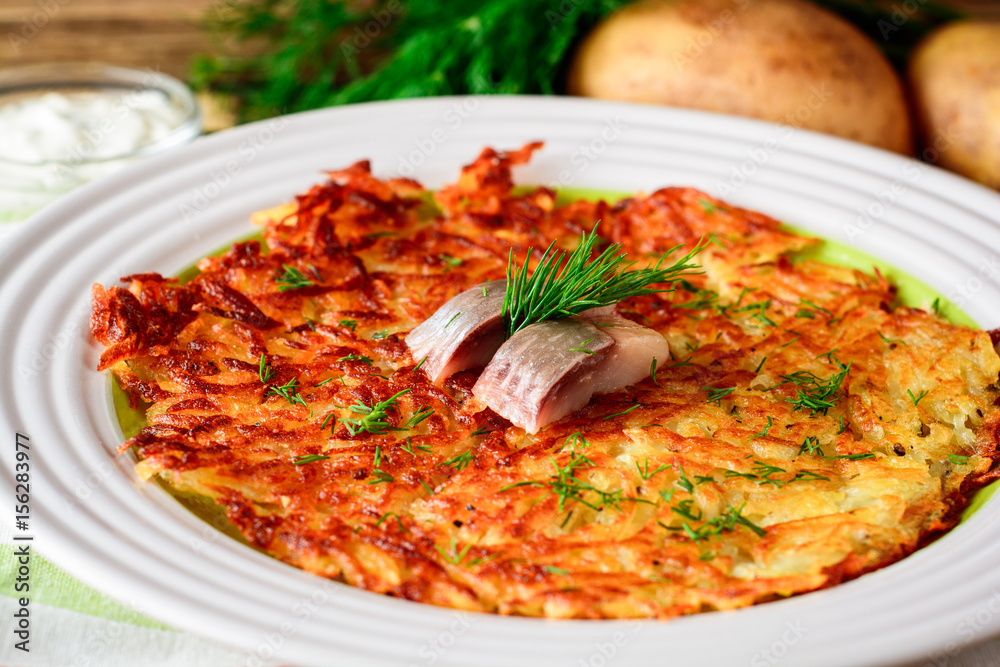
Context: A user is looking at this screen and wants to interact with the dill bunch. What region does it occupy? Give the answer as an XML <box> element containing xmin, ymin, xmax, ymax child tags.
<box><xmin>193</xmin><ymin>0</ymin><xmax>631</xmax><ymax>121</ymax></box>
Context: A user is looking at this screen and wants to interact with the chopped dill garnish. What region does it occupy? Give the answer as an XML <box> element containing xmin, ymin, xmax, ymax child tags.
<box><xmin>444</xmin><ymin>312</ymin><xmax>462</xmax><ymax>329</ymax></box>
<box><xmin>292</xmin><ymin>454</ymin><xmax>329</xmax><ymax>466</ymax></box>
<box><xmin>754</xmin><ymin>356</ymin><xmax>768</xmax><ymax>373</ymax></box>
<box><xmin>440</xmin><ymin>448</ymin><xmax>474</xmax><ymax>471</ymax></box>
<box><xmin>368</xmin><ymin>445</ymin><xmax>394</xmax><ymax>485</ymax></box>
<box><xmin>502</xmin><ymin>225</ymin><xmax>704</xmax><ymax>338</ymax></box>
<box><xmin>371</xmin><ymin>330</ymin><xmax>389</xmax><ymax>340</ymax></box>
<box><xmin>798</xmin><ymin>299</ymin><xmax>834</xmax><ymax>318</ymax></box>
<box><xmin>258</xmin><ymin>353</ymin><xmax>275</xmax><ymax>383</ymax></box>
<box><xmin>697</xmin><ymin>198</ymin><xmax>719</xmax><ymax>214</ymax></box>
<box><xmin>338</xmin><ymin>388</ymin><xmax>411</xmax><ymax>435</ymax></box>
<box><xmin>878</xmin><ymin>331</ymin><xmax>905</xmax><ymax>345</ymax></box>
<box><xmin>439</xmin><ymin>254</ymin><xmax>463</xmax><ymax>267</ymax></box>
<box><xmin>636</xmin><ymin>459</ymin><xmax>670</xmax><ymax>481</ymax></box>
<box><xmin>266</xmin><ymin>378</ymin><xmax>307</xmax><ymax>407</ymax></box>
<box><xmin>702</xmin><ymin>386</ymin><xmax>735</xmax><ymax>406</ymax></box>
<box><xmin>375</xmin><ymin>512</ymin><xmax>408</xmax><ymax>533</ymax></box>
<box><xmin>338</xmin><ymin>353</ymin><xmax>373</xmax><ymax>365</ymax></box>
<box><xmin>650</xmin><ymin>358</ymin><xmax>659</xmax><ymax>386</ymax></box>
<box><xmin>774</xmin><ymin>360</ymin><xmax>852</xmax><ymax>416</ymax></box>
<box><xmin>545</xmin><ymin>565</ymin><xmax>569</xmax><ymax>576</ymax></box>
<box><xmin>500</xmin><ymin>451</ymin><xmax>626</xmax><ymax>513</ymax></box>
<box><xmin>413</xmin><ymin>356</ymin><xmax>428</xmax><ymax>372</ymax></box>
<box><xmin>276</xmin><ymin>264</ymin><xmax>316</xmax><ymax>291</ymax></box>
<box><xmin>724</xmin><ymin>460</ymin><xmax>830</xmax><ymax>487</ymax></box>
<box><xmin>907</xmin><ymin>389</ymin><xmax>929</xmax><ymax>406</ymax></box>
<box><xmin>676</xmin><ymin>464</ymin><xmax>695</xmax><ymax>493</ymax></box>
<box><xmin>435</xmin><ymin>538</ymin><xmax>471</xmax><ymax>565</ymax></box>
<box><xmin>405</xmin><ymin>406</ymin><xmax>435</xmax><ymax>429</ymax></box>
<box><xmin>748</xmin><ymin>416</ymin><xmax>773</xmax><ymax>440</ymax></box>
<box><xmin>949</xmin><ymin>454</ymin><xmax>970</xmax><ymax>465</ymax></box>
<box><xmin>315</xmin><ymin>377</ymin><xmax>334</xmax><ymax>386</ymax></box>
<box><xmin>569</xmin><ymin>336</ymin><xmax>598</xmax><ymax>354</ymax></box>
<box><xmin>602</xmin><ymin>403</ymin><xmax>641</xmax><ymax>421</ymax></box>
<box><xmin>400</xmin><ymin>436</ymin><xmax>433</xmax><ymax>456</ymax></box>
<box><xmin>338</xmin><ymin>319</ymin><xmax>358</xmax><ymax>331</ymax></box>
<box><xmin>798</xmin><ymin>436</ymin><xmax>874</xmax><ymax>461</ymax></box>
<box><xmin>815</xmin><ymin>348</ymin><xmax>840</xmax><ymax>363</ymax></box>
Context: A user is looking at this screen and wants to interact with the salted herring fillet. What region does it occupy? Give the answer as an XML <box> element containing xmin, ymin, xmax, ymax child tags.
<box><xmin>404</xmin><ymin>280</ymin><xmax>507</xmax><ymax>383</ymax></box>
<box><xmin>473</xmin><ymin>316</ymin><xmax>670</xmax><ymax>433</ymax></box>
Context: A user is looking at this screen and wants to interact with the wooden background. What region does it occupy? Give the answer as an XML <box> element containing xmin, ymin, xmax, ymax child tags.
<box><xmin>0</xmin><ymin>0</ymin><xmax>997</xmax><ymax>89</ymax></box>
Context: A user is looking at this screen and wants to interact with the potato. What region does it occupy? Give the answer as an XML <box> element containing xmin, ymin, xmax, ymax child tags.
<box><xmin>567</xmin><ymin>0</ymin><xmax>912</xmax><ymax>154</ymax></box>
<box><xmin>909</xmin><ymin>21</ymin><xmax>1000</xmax><ymax>189</ymax></box>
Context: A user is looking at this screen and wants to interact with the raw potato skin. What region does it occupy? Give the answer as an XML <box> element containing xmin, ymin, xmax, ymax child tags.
<box><xmin>568</xmin><ymin>0</ymin><xmax>913</xmax><ymax>154</ymax></box>
<box><xmin>909</xmin><ymin>21</ymin><xmax>1000</xmax><ymax>190</ymax></box>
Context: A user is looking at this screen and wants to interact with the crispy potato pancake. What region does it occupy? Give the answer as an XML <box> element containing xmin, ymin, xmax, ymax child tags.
<box><xmin>92</xmin><ymin>143</ymin><xmax>1000</xmax><ymax>619</ymax></box>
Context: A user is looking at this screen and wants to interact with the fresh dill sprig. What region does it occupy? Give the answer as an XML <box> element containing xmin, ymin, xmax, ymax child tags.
<box><xmin>338</xmin><ymin>388</ymin><xmax>411</xmax><ymax>436</ymax></box>
<box><xmin>502</xmin><ymin>225</ymin><xmax>703</xmax><ymax>338</ymax></box>
<box><xmin>949</xmin><ymin>454</ymin><xmax>970</xmax><ymax>465</ymax></box>
<box><xmin>908</xmin><ymin>389</ymin><xmax>929</xmax><ymax>406</ymax></box>
<box><xmin>276</xmin><ymin>264</ymin><xmax>316</xmax><ymax>291</ymax></box>
<box><xmin>339</xmin><ymin>319</ymin><xmax>358</xmax><ymax>331</ymax></box>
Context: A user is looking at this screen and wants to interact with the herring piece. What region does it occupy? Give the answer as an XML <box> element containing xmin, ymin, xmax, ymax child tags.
<box><xmin>472</xmin><ymin>318</ymin><xmax>613</xmax><ymax>433</ymax></box>
<box><xmin>473</xmin><ymin>316</ymin><xmax>670</xmax><ymax>434</ymax></box>
<box><xmin>585</xmin><ymin>315</ymin><xmax>671</xmax><ymax>387</ymax></box>
<box><xmin>405</xmin><ymin>280</ymin><xmax>507</xmax><ymax>383</ymax></box>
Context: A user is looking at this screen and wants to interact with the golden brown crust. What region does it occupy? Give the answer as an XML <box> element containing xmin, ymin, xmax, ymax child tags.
<box><xmin>92</xmin><ymin>144</ymin><xmax>1000</xmax><ymax>619</ymax></box>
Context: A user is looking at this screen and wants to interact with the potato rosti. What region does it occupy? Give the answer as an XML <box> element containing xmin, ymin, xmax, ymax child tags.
<box><xmin>92</xmin><ymin>143</ymin><xmax>1000</xmax><ymax>619</ymax></box>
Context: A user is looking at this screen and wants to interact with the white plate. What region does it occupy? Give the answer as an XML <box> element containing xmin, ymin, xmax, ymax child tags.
<box><xmin>3</xmin><ymin>96</ymin><xmax>1000</xmax><ymax>667</ymax></box>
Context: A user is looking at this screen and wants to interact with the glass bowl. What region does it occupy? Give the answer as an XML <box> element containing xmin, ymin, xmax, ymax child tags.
<box><xmin>0</xmin><ymin>62</ymin><xmax>202</xmax><ymax>239</ymax></box>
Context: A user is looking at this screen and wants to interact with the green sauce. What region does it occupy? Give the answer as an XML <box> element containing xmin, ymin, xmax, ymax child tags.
<box><xmin>112</xmin><ymin>186</ymin><xmax>997</xmax><ymax>522</ymax></box>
